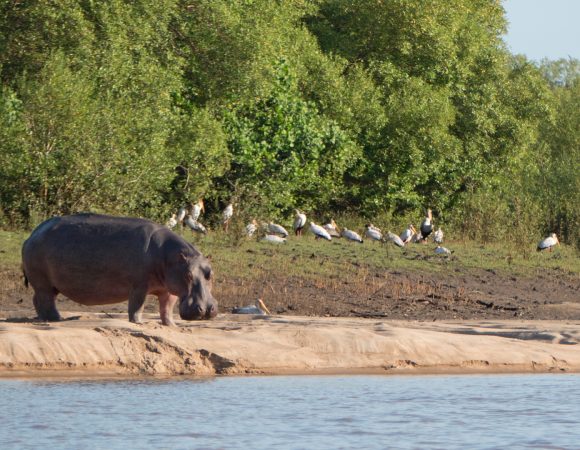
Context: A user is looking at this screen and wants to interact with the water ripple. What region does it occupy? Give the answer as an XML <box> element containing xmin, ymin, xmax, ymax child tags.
<box><xmin>1</xmin><ymin>374</ymin><xmax>579</xmax><ymax>449</ymax></box>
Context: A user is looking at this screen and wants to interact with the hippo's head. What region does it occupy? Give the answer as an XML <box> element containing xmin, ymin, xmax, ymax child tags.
<box><xmin>165</xmin><ymin>250</ymin><xmax>218</xmax><ymax>320</ymax></box>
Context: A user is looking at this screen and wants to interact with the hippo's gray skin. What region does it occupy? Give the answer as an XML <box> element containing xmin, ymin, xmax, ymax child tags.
<box><xmin>21</xmin><ymin>213</ymin><xmax>217</xmax><ymax>325</ymax></box>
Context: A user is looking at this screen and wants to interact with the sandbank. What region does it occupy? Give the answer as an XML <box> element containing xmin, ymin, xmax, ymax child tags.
<box><xmin>0</xmin><ymin>313</ymin><xmax>579</xmax><ymax>379</ymax></box>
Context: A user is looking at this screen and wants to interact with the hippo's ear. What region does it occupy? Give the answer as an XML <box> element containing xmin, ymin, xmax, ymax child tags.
<box><xmin>205</xmin><ymin>254</ymin><xmax>212</xmax><ymax>261</ymax></box>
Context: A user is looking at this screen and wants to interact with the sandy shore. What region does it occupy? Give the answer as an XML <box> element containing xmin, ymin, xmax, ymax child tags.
<box><xmin>1</xmin><ymin>313</ymin><xmax>579</xmax><ymax>378</ymax></box>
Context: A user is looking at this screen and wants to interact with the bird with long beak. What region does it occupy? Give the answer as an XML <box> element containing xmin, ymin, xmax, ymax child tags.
<box><xmin>268</xmin><ymin>222</ymin><xmax>289</xmax><ymax>237</ymax></box>
<box><xmin>387</xmin><ymin>231</ymin><xmax>405</xmax><ymax>248</ymax></box>
<box><xmin>232</xmin><ymin>298</ymin><xmax>271</xmax><ymax>315</ymax></box>
<box><xmin>420</xmin><ymin>209</ymin><xmax>433</xmax><ymax>241</ymax></box>
<box><xmin>191</xmin><ymin>199</ymin><xmax>205</xmax><ymax>222</ymax></box>
<box><xmin>341</xmin><ymin>228</ymin><xmax>363</xmax><ymax>243</ymax></box>
<box><xmin>293</xmin><ymin>209</ymin><xmax>307</xmax><ymax>236</ymax></box>
<box><xmin>400</xmin><ymin>224</ymin><xmax>416</xmax><ymax>244</ymax></box>
<box><xmin>433</xmin><ymin>227</ymin><xmax>444</xmax><ymax>244</ymax></box>
<box><xmin>537</xmin><ymin>233</ymin><xmax>559</xmax><ymax>252</ymax></box>
<box><xmin>222</xmin><ymin>203</ymin><xmax>234</xmax><ymax>232</ymax></box>
<box><xmin>323</xmin><ymin>219</ymin><xmax>341</xmax><ymax>238</ymax></box>
<box><xmin>310</xmin><ymin>222</ymin><xmax>332</xmax><ymax>241</ymax></box>
<box><xmin>365</xmin><ymin>224</ymin><xmax>383</xmax><ymax>242</ymax></box>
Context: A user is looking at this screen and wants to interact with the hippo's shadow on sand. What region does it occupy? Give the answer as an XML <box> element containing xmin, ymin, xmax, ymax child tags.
<box><xmin>2</xmin><ymin>315</ymin><xmax>82</xmax><ymax>324</ymax></box>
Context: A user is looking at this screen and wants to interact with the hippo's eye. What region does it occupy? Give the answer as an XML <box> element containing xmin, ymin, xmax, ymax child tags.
<box><xmin>204</xmin><ymin>269</ymin><xmax>212</xmax><ymax>280</ymax></box>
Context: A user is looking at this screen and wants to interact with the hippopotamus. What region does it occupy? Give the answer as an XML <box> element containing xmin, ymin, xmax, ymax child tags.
<box><xmin>21</xmin><ymin>213</ymin><xmax>218</xmax><ymax>325</ymax></box>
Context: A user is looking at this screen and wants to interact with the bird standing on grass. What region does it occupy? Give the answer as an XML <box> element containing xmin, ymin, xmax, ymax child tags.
<box><xmin>537</xmin><ymin>233</ymin><xmax>559</xmax><ymax>252</ymax></box>
<box><xmin>246</xmin><ymin>219</ymin><xmax>258</xmax><ymax>237</ymax></box>
<box><xmin>310</xmin><ymin>222</ymin><xmax>332</xmax><ymax>241</ymax></box>
<box><xmin>341</xmin><ymin>228</ymin><xmax>363</xmax><ymax>243</ymax></box>
<box><xmin>185</xmin><ymin>215</ymin><xmax>207</xmax><ymax>234</ymax></box>
<box><xmin>386</xmin><ymin>231</ymin><xmax>405</xmax><ymax>248</ymax></box>
<box><xmin>323</xmin><ymin>219</ymin><xmax>341</xmax><ymax>238</ymax></box>
<box><xmin>434</xmin><ymin>246</ymin><xmax>452</xmax><ymax>255</ymax></box>
<box><xmin>293</xmin><ymin>210</ymin><xmax>307</xmax><ymax>236</ymax></box>
<box><xmin>176</xmin><ymin>207</ymin><xmax>187</xmax><ymax>223</ymax></box>
<box><xmin>400</xmin><ymin>224</ymin><xmax>416</xmax><ymax>244</ymax></box>
<box><xmin>365</xmin><ymin>224</ymin><xmax>383</xmax><ymax>242</ymax></box>
<box><xmin>261</xmin><ymin>234</ymin><xmax>287</xmax><ymax>244</ymax></box>
<box><xmin>433</xmin><ymin>227</ymin><xmax>444</xmax><ymax>244</ymax></box>
<box><xmin>420</xmin><ymin>209</ymin><xmax>433</xmax><ymax>241</ymax></box>
<box><xmin>191</xmin><ymin>199</ymin><xmax>205</xmax><ymax>222</ymax></box>
<box><xmin>411</xmin><ymin>230</ymin><xmax>423</xmax><ymax>243</ymax></box>
<box><xmin>268</xmin><ymin>222</ymin><xmax>289</xmax><ymax>237</ymax></box>
<box><xmin>166</xmin><ymin>213</ymin><xmax>178</xmax><ymax>229</ymax></box>
<box><xmin>222</xmin><ymin>203</ymin><xmax>234</xmax><ymax>232</ymax></box>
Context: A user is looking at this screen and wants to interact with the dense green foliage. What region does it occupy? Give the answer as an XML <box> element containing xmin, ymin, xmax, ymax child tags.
<box><xmin>0</xmin><ymin>0</ymin><xmax>578</xmax><ymax>247</ymax></box>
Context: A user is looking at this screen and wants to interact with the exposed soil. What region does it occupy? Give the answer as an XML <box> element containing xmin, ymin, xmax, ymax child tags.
<box><xmin>1</xmin><ymin>263</ymin><xmax>579</xmax><ymax>321</ymax></box>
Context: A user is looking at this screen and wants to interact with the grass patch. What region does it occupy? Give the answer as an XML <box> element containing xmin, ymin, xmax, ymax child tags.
<box><xmin>184</xmin><ymin>230</ymin><xmax>580</xmax><ymax>286</ymax></box>
<box><xmin>2</xmin><ymin>227</ymin><xmax>578</xmax><ymax>281</ymax></box>
<box><xmin>0</xmin><ymin>230</ymin><xmax>28</xmax><ymax>268</ymax></box>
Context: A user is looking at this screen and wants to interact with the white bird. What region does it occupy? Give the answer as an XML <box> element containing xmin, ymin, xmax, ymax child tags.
<box><xmin>176</xmin><ymin>207</ymin><xmax>187</xmax><ymax>223</ymax></box>
<box><xmin>341</xmin><ymin>228</ymin><xmax>363</xmax><ymax>243</ymax></box>
<box><xmin>191</xmin><ymin>199</ymin><xmax>205</xmax><ymax>222</ymax></box>
<box><xmin>293</xmin><ymin>209</ymin><xmax>307</xmax><ymax>236</ymax></box>
<box><xmin>323</xmin><ymin>219</ymin><xmax>341</xmax><ymax>238</ymax></box>
<box><xmin>261</xmin><ymin>234</ymin><xmax>286</xmax><ymax>244</ymax></box>
<box><xmin>184</xmin><ymin>215</ymin><xmax>207</xmax><ymax>234</ymax></box>
<box><xmin>420</xmin><ymin>209</ymin><xmax>433</xmax><ymax>241</ymax></box>
<box><xmin>268</xmin><ymin>222</ymin><xmax>289</xmax><ymax>237</ymax></box>
<box><xmin>537</xmin><ymin>233</ymin><xmax>559</xmax><ymax>252</ymax></box>
<box><xmin>400</xmin><ymin>224</ymin><xmax>416</xmax><ymax>244</ymax></box>
<box><xmin>411</xmin><ymin>231</ymin><xmax>423</xmax><ymax>243</ymax></box>
<box><xmin>232</xmin><ymin>298</ymin><xmax>271</xmax><ymax>315</ymax></box>
<box><xmin>365</xmin><ymin>224</ymin><xmax>382</xmax><ymax>242</ymax></box>
<box><xmin>434</xmin><ymin>246</ymin><xmax>452</xmax><ymax>255</ymax></box>
<box><xmin>310</xmin><ymin>222</ymin><xmax>332</xmax><ymax>241</ymax></box>
<box><xmin>222</xmin><ymin>203</ymin><xmax>233</xmax><ymax>232</ymax></box>
<box><xmin>386</xmin><ymin>231</ymin><xmax>405</xmax><ymax>248</ymax></box>
<box><xmin>166</xmin><ymin>213</ymin><xmax>178</xmax><ymax>229</ymax></box>
<box><xmin>246</xmin><ymin>219</ymin><xmax>258</xmax><ymax>237</ymax></box>
<box><xmin>433</xmin><ymin>227</ymin><xmax>444</xmax><ymax>244</ymax></box>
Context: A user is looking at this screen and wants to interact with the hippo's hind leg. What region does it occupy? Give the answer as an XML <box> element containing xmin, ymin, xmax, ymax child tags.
<box><xmin>158</xmin><ymin>292</ymin><xmax>178</xmax><ymax>327</ymax></box>
<box><xmin>33</xmin><ymin>288</ymin><xmax>61</xmax><ymax>322</ymax></box>
<box><xmin>128</xmin><ymin>287</ymin><xmax>148</xmax><ymax>324</ymax></box>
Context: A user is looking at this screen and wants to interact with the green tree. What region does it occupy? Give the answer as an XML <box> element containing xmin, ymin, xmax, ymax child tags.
<box><xmin>534</xmin><ymin>59</ymin><xmax>580</xmax><ymax>247</ymax></box>
<box><xmin>221</xmin><ymin>60</ymin><xmax>359</xmax><ymax>216</ymax></box>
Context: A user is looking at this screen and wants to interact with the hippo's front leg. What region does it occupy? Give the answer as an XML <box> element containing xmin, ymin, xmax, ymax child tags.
<box><xmin>158</xmin><ymin>292</ymin><xmax>178</xmax><ymax>326</ymax></box>
<box><xmin>128</xmin><ymin>287</ymin><xmax>147</xmax><ymax>324</ymax></box>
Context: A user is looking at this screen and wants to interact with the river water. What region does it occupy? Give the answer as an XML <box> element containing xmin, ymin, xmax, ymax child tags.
<box><xmin>1</xmin><ymin>374</ymin><xmax>579</xmax><ymax>449</ymax></box>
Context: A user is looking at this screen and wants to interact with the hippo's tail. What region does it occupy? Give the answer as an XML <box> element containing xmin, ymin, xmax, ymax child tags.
<box><xmin>22</xmin><ymin>264</ymin><xmax>29</xmax><ymax>288</ymax></box>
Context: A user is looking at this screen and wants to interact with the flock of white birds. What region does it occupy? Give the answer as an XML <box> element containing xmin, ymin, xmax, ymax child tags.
<box><xmin>167</xmin><ymin>202</ymin><xmax>560</xmax><ymax>316</ymax></box>
<box><xmin>167</xmin><ymin>202</ymin><xmax>560</xmax><ymax>254</ymax></box>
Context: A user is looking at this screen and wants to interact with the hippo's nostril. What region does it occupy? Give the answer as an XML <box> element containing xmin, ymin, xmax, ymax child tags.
<box><xmin>206</xmin><ymin>303</ymin><xmax>218</xmax><ymax>318</ymax></box>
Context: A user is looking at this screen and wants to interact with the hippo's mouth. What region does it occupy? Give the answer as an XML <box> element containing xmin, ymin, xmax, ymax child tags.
<box><xmin>179</xmin><ymin>300</ymin><xmax>218</xmax><ymax>320</ymax></box>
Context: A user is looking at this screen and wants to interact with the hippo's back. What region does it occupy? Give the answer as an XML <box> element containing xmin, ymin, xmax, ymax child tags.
<box><xmin>22</xmin><ymin>213</ymin><xmax>170</xmax><ymax>304</ymax></box>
